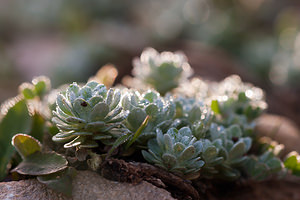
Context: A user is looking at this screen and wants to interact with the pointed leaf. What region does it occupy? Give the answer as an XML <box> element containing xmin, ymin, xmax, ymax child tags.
<box><xmin>107</xmin><ymin>132</ymin><xmax>132</xmax><ymax>157</ymax></box>
<box><xmin>110</xmin><ymin>90</ymin><xmax>121</xmax><ymax>110</ymax></box>
<box><xmin>125</xmin><ymin>115</ymin><xmax>149</xmax><ymax>149</ymax></box>
<box><xmin>56</xmin><ymin>94</ymin><xmax>73</xmax><ymax>116</ymax></box>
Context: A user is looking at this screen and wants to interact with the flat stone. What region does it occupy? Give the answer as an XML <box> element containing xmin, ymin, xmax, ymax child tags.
<box><xmin>0</xmin><ymin>171</ymin><xmax>175</xmax><ymax>200</ymax></box>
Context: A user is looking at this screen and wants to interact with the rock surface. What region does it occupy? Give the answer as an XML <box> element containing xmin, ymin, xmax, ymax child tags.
<box><xmin>0</xmin><ymin>170</ymin><xmax>175</xmax><ymax>200</ymax></box>
<box><xmin>256</xmin><ymin>114</ymin><xmax>300</xmax><ymax>154</ymax></box>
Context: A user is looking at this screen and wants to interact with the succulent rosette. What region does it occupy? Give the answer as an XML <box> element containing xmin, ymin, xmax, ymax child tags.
<box><xmin>132</xmin><ymin>47</ymin><xmax>193</xmax><ymax>95</ymax></box>
<box><xmin>122</xmin><ymin>90</ymin><xmax>176</xmax><ymax>145</ymax></box>
<box><xmin>52</xmin><ymin>81</ymin><xmax>128</xmax><ymax>148</ymax></box>
<box><xmin>142</xmin><ymin>127</ymin><xmax>205</xmax><ymax>179</ymax></box>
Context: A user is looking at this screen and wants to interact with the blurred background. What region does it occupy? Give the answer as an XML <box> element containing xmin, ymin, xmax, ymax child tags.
<box><xmin>0</xmin><ymin>0</ymin><xmax>299</xmax><ymax>125</ymax></box>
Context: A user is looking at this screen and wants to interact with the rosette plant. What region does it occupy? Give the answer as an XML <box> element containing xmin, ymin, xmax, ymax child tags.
<box><xmin>52</xmin><ymin>81</ymin><xmax>127</xmax><ymax>148</ymax></box>
<box><xmin>142</xmin><ymin>127</ymin><xmax>205</xmax><ymax>180</ymax></box>
<box><xmin>129</xmin><ymin>47</ymin><xmax>193</xmax><ymax>95</ymax></box>
<box><xmin>0</xmin><ymin>47</ymin><xmax>299</xmax><ymax>199</ymax></box>
<box><xmin>122</xmin><ymin>90</ymin><xmax>176</xmax><ymax>145</ymax></box>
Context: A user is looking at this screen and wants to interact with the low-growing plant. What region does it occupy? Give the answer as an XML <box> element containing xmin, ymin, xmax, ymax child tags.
<box><xmin>0</xmin><ymin>48</ymin><xmax>299</xmax><ymax>198</ymax></box>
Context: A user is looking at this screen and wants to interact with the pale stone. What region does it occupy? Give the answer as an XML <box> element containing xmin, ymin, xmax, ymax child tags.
<box><xmin>0</xmin><ymin>170</ymin><xmax>175</xmax><ymax>200</ymax></box>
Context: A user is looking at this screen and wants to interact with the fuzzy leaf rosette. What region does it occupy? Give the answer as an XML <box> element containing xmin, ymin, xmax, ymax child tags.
<box><xmin>142</xmin><ymin>127</ymin><xmax>205</xmax><ymax>179</ymax></box>
<box><xmin>52</xmin><ymin>81</ymin><xmax>127</xmax><ymax>148</ymax></box>
<box><xmin>131</xmin><ymin>47</ymin><xmax>193</xmax><ymax>95</ymax></box>
<box><xmin>122</xmin><ymin>90</ymin><xmax>176</xmax><ymax>145</ymax></box>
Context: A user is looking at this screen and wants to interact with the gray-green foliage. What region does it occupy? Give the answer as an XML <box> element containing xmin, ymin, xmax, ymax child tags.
<box><xmin>122</xmin><ymin>90</ymin><xmax>175</xmax><ymax>145</ymax></box>
<box><xmin>132</xmin><ymin>48</ymin><xmax>192</xmax><ymax>95</ymax></box>
<box><xmin>173</xmin><ymin>96</ymin><xmax>213</xmax><ymax>139</ymax></box>
<box><xmin>52</xmin><ymin>81</ymin><xmax>128</xmax><ymax>148</ymax></box>
<box><xmin>48</xmin><ymin>48</ymin><xmax>289</xmax><ymax>181</ymax></box>
<box><xmin>201</xmin><ymin>124</ymin><xmax>253</xmax><ymax>180</ymax></box>
<box><xmin>142</xmin><ymin>127</ymin><xmax>205</xmax><ymax>179</ymax></box>
<box><xmin>1</xmin><ymin>47</ymin><xmax>298</xmax><ymax>198</ymax></box>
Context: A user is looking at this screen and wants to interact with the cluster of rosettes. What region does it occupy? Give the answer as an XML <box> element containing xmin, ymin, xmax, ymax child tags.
<box><xmin>201</xmin><ymin>124</ymin><xmax>252</xmax><ymax>180</ymax></box>
<box><xmin>50</xmin><ymin>48</ymin><xmax>286</xmax><ymax>181</ymax></box>
<box><xmin>52</xmin><ymin>82</ymin><xmax>127</xmax><ymax>148</ymax></box>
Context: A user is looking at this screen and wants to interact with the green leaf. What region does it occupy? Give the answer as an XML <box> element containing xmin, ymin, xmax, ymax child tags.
<box><xmin>110</xmin><ymin>90</ymin><xmax>121</xmax><ymax>110</ymax></box>
<box><xmin>266</xmin><ymin>158</ymin><xmax>282</xmax><ymax>172</ymax></box>
<box><xmin>89</xmin><ymin>102</ymin><xmax>109</xmax><ymax>122</ymax></box>
<box><xmin>56</xmin><ymin>94</ymin><xmax>73</xmax><ymax>116</ymax></box>
<box><xmin>284</xmin><ymin>151</ymin><xmax>300</xmax><ymax>176</ymax></box>
<box><xmin>163</xmin><ymin>134</ymin><xmax>173</xmax><ymax>152</ymax></box>
<box><xmin>188</xmin><ymin>106</ymin><xmax>201</xmax><ymax>123</ymax></box>
<box><xmin>12</xmin><ymin>151</ymin><xmax>68</xmax><ymax>176</ymax></box>
<box><xmin>238</xmin><ymin>92</ymin><xmax>248</xmax><ymax>102</ymax></box>
<box><xmin>173</xmin><ymin>142</ymin><xmax>185</xmax><ymax>154</ymax></box>
<box><xmin>179</xmin><ymin>146</ymin><xmax>196</xmax><ymax>161</ymax></box>
<box><xmin>211</xmin><ymin>100</ymin><xmax>220</xmax><ymax>114</ymax></box>
<box><xmin>73</xmin><ymin>98</ymin><xmax>91</xmax><ymax>119</ymax></box>
<box><xmin>0</xmin><ymin>99</ymin><xmax>31</xmax><ymax>180</ymax></box>
<box><xmin>107</xmin><ymin>132</ymin><xmax>132</xmax><ymax>157</ymax></box>
<box><xmin>12</xmin><ymin>134</ymin><xmax>42</xmax><ymax>159</ymax></box>
<box><xmin>145</xmin><ymin>104</ymin><xmax>159</xmax><ymax>116</ymax></box>
<box><xmin>126</xmin><ymin>108</ymin><xmax>147</xmax><ymax>131</ymax></box>
<box><xmin>228</xmin><ymin>142</ymin><xmax>246</xmax><ymax>160</ymax></box>
<box><xmin>226</xmin><ymin>125</ymin><xmax>242</xmax><ymax>138</ymax></box>
<box><xmin>125</xmin><ymin>115</ymin><xmax>149</xmax><ymax>149</ymax></box>
<box><xmin>22</xmin><ymin>88</ymin><xmax>36</xmax><ymax>99</ymax></box>
<box><xmin>37</xmin><ymin>167</ymin><xmax>76</xmax><ymax>197</ymax></box>
<box><xmin>162</xmin><ymin>153</ymin><xmax>177</xmax><ymax>168</ymax></box>
<box><xmin>203</xmin><ymin>146</ymin><xmax>218</xmax><ymax>162</ymax></box>
<box><xmin>30</xmin><ymin>114</ymin><xmax>45</xmax><ymax>142</ymax></box>
<box><xmin>142</xmin><ymin>150</ymin><xmax>156</xmax><ymax>163</ymax></box>
<box><xmin>32</xmin><ymin>76</ymin><xmax>51</xmax><ymax>96</ymax></box>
